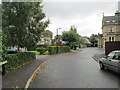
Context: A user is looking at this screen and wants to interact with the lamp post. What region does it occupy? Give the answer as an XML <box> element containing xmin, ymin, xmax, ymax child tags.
<box><xmin>56</xmin><ymin>28</ymin><xmax>61</xmax><ymax>53</ymax></box>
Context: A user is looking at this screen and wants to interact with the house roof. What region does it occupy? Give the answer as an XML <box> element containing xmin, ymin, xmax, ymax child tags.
<box><xmin>102</xmin><ymin>11</ymin><xmax>120</xmax><ymax>23</ymax></box>
<box><xmin>82</xmin><ymin>37</ymin><xmax>92</xmax><ymax>44</ymax></box>
<box><xmin>44</xmin><ymin>37</ymin><xmax>51</xmax><ymax>40</ymax></box>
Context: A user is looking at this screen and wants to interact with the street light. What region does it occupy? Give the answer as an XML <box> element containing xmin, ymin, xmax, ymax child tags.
<box><xmin>57</xmin><ymin>28</ymin><xmax>61</xmax><ymax>36</ymax></box>
<box><xmin>56</xmin><ymin>28</ymin><xmax>61</xmax><ymax>53</ymax></box>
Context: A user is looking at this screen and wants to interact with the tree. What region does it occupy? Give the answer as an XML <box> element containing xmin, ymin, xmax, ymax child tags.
<box><xmin>41</xmin><ymin>30</ymin><xmax>53</xmax><ymax>38</ymax></box>
<box><xmin>62</xmin><ymin>31</ymin><xmax>77</xmax><ymax>44</ymax></box>
<box><xmin>90</xmin><ymin>34</ymin><xmax>98</xmax><ymax>47</ymax></box>
<box><xmin>2</xmin><ymin>2</ymin><xmax>49</xmax><ymax>50</ymax></box>
<box><xmin>62</xmin><ymin>26</ymin><xmax>84</xmax><ymax>49</ymax></box>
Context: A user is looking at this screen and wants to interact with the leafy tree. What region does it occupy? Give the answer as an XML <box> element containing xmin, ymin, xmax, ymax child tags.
<box><xmin>2</xmin><ymin>2</ymin><xmax>49</xmax><ymax>51</ymax></box>
<box><xmin>62</xmin><ymin>31</ymin><xmax>77</xmax><ymax>44</ymax></box>
<box><xmin>41</xmin><ymin>30</ymin><xmax>53</xmax><ymax>38</ymax></box>
<box><xmin>62</xmin><ymin>26</ymin><xmax>84</xmax><ymax>49</ymax></box>
<box><xmin>2</xmin><ymin>2</ymin><xmax>31</xmax><ymax>48</ymax></box>
<box><xmin>69</xmin><ymin>26</ymin><xmax>77</xmax><ymax>33</ymax></box>
<box><xmin>90</xmin><ymin>34</ymin><xmax>98</xmax><ymax>47</ymax></box>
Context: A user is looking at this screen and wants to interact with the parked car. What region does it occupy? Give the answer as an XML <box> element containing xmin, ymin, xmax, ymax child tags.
<box><xmin>7</xmin><ymin>47</ymin><xmax>19</xmax><ymax>54</ymax></box>
<box><xmin>99</xmin><ymin>50</ymin><xmax>120</xmax><ymax>73</ymax></box>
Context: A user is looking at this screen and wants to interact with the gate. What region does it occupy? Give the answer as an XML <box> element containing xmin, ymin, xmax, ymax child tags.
<box><xmin>105</xmin><ymin>41</ymin><xmax>120</xmax><ymax>55</ymax></box>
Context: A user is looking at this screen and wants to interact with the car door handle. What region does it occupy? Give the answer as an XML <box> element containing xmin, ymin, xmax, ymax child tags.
<box><xmin>109</xmin><ymin>60</ymin><xmax>111</xmax><ymax>61</ymax></box>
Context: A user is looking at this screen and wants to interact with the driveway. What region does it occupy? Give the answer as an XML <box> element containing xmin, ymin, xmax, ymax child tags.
<box><xmin>29</xmin><ymin>48</ymin><xmax>119</xmax><ymax>88</ymax></box>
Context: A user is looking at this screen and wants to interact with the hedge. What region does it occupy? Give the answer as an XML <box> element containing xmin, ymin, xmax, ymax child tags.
<box><xmin>22</xmin><ymin>51</ymin><xmax>40</xmax><ymax>55</ymax></box>
<box><xmin>43</xmin><ymin>51</ymin><xmax>49</xmax><ymax>55</ymax></box>
<box><xmin>49</xmin><ymin>46</ymin><xmax>70</xmax><ymax>55</ymax></box>
<box><xmin>4</xmin><ymin>52</ymin><xmax>36</xmax><ymax>73</ymax></box>
<box><xmin>37</xmin><ymin>44</ymin><xmax>49</xmax><ymax>48</ymax></box>
<box><xmin>36</xmin><ymin>47</ymin><xmax>48</xmax><ymax>54</ymax></box>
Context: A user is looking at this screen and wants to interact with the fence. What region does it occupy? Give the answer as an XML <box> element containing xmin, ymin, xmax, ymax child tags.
<box><xmin>105</xmin><ymin>41</ymin><xmax>120</xmax><ymax>55</ymax></box>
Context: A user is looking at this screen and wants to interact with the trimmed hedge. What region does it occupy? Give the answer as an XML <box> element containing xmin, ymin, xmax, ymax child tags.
<box><xmin>49</xmin><ymin>46</ymin><xmax>70</xmax><ymax>55</ymax></box>
<box><xmin>4</xmin><ymin>52</ymin><xmax>36</xmax><ymax>73</ymax></box>
<box><xmin>43</xmin><ymin>51</ymin><xmax>49</xmax><ymax>55</ymax></box>
<box><xmin>36</xmin><ymin>45</ymin><xmax>70</xmax><ymax>55</ymax></box>
<box><xmin>37</xmin><ymin>44</ymin><xmax>49</xmax><ymax>48</ymax></box>
<box><xmin>36</xmin><ymin>47</ymin><xmax>48</xmax><ymax>54</ymax></box>
<box><xmin>36</xmin><ymin>44</ymin><xmax>49</xmax><ymax>54</ymax></box>
<box><xmin>22</xmin><ymin>51</ymin><xmax>40</xmax><ymax>55</ymax></box>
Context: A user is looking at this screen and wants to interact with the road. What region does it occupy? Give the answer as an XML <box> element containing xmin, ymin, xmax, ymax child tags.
<box><xmin>29</xmin><ymin>48</ymin><xmax>119</xmax><ymax>88</ymax></box>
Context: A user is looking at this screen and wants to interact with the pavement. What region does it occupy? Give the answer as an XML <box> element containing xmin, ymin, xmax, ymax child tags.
<box><xmin>2</xmin><ymin>54</ymin><xmax>60</xmax><ymax>88</ymax></box>
<box><xmin>29</xmin><ymin>48</ymin><xmax>119</xmax><ymax>88</ymax></box>
<box><xmin>92</xmin><ymin>53</ymin><xmax>105</xmax><ymax>62</ymax></box>
<box><xmin>92</xmin><ymin>47</ymin><xmax>105</xmax><ymax>62</ymax></box>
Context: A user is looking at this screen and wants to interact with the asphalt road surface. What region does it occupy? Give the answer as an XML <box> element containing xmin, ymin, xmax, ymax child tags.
<box><xmin>29</xmin><ymin>48</ymin><xmax>119</xmax><ymax>88</ymax></box>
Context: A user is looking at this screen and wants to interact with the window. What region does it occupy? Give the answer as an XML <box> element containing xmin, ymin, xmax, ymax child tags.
<box><xmin>114</xmin><ymin>52</ymin><xmax>120</xmax><ymax>60</ymax></box>
<box><xmin>109</xmin><ymin>27</ymin><xmax>113</xmax><ymax>32</ymax></box>
<box><xmin>112</xmin><ymin>37</ymin><xmax>115</xmax><ymax>41</ymax></box>
<box><xmin>106</xmin><ymin>21</ymin><xmax>110</xmax><ymax>22</ymax></box>
<box><xmin>107</xmin><ymin>52</ymin><xmax>115</xmax><ymax>59</ymax></box>
<box><xmin>109</xmin><ymin>37</ymin><xmax>115</xmax><ymax>41</ymax></box>
<box><xmin>109</xmin><ymin>37</ymin><xmax>111</xmax><ymax>41</ymax></box>
<box><xmin>112</xmin><ymin>20</ymin><xmax>115</xmax><ymax>22</ymax></box>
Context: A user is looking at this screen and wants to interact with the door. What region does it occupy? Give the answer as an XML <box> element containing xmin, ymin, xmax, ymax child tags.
<box><xmin>110</xmin><ymin>52</ymin><xmax>120</xmax><ymax>73</ymax></box>
<box><xmin>103</xmin><ymin>52</ymin><xmax>116</xmax><ymax>69</ymax></box>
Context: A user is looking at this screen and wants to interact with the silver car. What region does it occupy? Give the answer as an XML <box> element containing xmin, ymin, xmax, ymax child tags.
<box><xmin>99</xmin><ymin>50</ymin><xmax>120</xmax><ymax>73</ymax></box>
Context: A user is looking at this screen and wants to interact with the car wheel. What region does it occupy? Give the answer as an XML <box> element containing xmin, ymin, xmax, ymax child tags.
<box><xmin>99</xmin><ymin>62</ymin><xmax>105</xmax><ymax>70</ymax></box>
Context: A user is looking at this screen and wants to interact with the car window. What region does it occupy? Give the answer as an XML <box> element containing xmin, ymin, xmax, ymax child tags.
<box><xmin>107</xmin><ymin>52</ymin><xmax>115</xmax><ymax>59</ymax></box>
<box><xmin>114</xmin><ymin>52</ymin><xmax>120</xmax><ymax>60</ymax></box>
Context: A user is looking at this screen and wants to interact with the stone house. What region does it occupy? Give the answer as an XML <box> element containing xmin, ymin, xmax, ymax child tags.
<box><xmin>37</xmin><ymin>36</ymin><xmax>52</xmax><ymax>45</ymax></box>
<box><xmin>98</xmin><ymin>10</ymin><xmax>120</xmax><ymax>48</ymax></box>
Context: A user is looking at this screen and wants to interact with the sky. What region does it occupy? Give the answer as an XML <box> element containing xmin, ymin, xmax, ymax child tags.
<box><xmin>43</xmin><ymin>0</ymin><xmax>119</xmax><ymax>37</ymax></box>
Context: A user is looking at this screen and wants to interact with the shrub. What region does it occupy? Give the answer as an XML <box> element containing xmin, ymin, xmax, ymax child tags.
<box><xmin>48</xmin><ymin>46</ymin><xmax>57</xmax><ymax>54</ymax></box>
<box><xmin>4</xmin><ymin>52</ymin><xmax>36</xmax><ymax>73</ymax></box>
<box><xmin>36</xmin><ymin>47</ymin><xmax>48</xmax><ymax>54</ymax></box>
<box><xmin>36</xmin><ymin>44</ymin><xmax>50</xmax><ymax>54</ymax></box>
<box><xmin>37</xmin><ymin>44</ymin><xmax>49</xmax><ymax>48</ymax></box>
<box><xmin>43</xmin><ymin>51</ymin><xmax>49</xmax><ymax>55</ymax></box>
<box><xmin>49</xmin><ymin>46</ymin><xmax>70</xmax><ymax>55</ymax></box>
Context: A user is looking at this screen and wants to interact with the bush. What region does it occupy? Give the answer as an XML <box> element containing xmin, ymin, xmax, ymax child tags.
<box><xmin>37</xmin><ymin>44</ymin><xmax>49</xmax><ymax>48</ymax></box>
<box><xmin>49</xmin><ymin>46</ymin><xmax>70</xmax><ymax>55</ymax></box>
<box><xmin>48</xmin><ymin>46</ymin><xmax>57</xmax><ymax>54</ymax></box>
<box><xmin>4</xmin><ymin>52</ymin><xmax>36</xmax><ymax>73</ymax></box>
<box><xmin>43</xmin><ymin>51</ymin><xmax>49</xmax><ymax>55</ymax></box>
<box><xmin>36</xmin><ymin>47</ymin><xmax>48</xmax><ymax>54</ymax></box>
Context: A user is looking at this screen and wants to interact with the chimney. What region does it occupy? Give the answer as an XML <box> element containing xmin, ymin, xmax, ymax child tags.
<box><xmin>115</xmin><ymin>1</ymin><xmax>120</xmax><ymax>16</ymax></box>
<box><xmin>118</xmin><ymin>1</ymin><xmax>120</xmax><ymax>12</ymax></box>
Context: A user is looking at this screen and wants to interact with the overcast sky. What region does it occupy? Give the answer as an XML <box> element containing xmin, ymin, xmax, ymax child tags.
<box><xmin>43</xmin><ymin>0</ymin><xmax>119</xmax><ymax>37</ymax></box>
